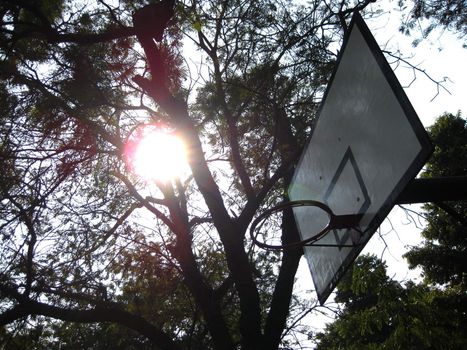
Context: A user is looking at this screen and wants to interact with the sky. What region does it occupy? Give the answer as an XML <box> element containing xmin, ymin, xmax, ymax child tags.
<box><xmin>371</xmin><ymin>14</ymin><xmax>467</xmax><ymax>125</ymax></box>
<box><xmin>292</xmin><ymin>5</ymin><xmax>467</xmax><ymax>346</ymax></box>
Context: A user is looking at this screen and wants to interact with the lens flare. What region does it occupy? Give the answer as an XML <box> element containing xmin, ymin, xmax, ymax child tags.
<box><xmin>125</xmin><ymin>125</ymin><xmax>186</xmax><ymax>182</ymax></box>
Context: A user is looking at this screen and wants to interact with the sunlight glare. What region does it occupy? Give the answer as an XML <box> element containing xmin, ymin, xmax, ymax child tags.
<box><xmin>125</xmin><ymin>125</ymin><xmax>187</xmax><ymax>182</ymax></box>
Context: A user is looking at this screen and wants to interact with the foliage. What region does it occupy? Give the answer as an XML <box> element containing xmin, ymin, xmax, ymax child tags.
<box><xmin>404</xmin><ymin>113</ymin><xmax>467</xmax><ymax>339</ymax></box>
<box><xmin>398</xmin><ymin>0</ymin><xmax>467</xmax><ymax>45</ymax></box>
<box><xmin>315</xmin><ymin>255</ymin><xmax>467</xmax><ymax>350</ymax></box>
<box><xmin>405</xmin><ymin>113</ymin><xmax>466</xmax><ymax>288</ymax></box>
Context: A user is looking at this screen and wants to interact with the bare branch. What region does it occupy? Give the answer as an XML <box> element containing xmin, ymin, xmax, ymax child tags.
<box><xmin>383</xmin><ymin>50</ymin><xmax>452</xmax><ymax>101</ymax></box>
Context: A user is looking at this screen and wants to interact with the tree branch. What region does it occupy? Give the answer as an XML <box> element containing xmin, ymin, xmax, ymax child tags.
<box><xmin>263</xmin><ymin>206</ymin><xmax>303</xmax><ymax>349</ymax></box>
<box><xmin>134</xmin><ymin>26</ymin><xmax>263</xmax><ymax>349</ymax></box>
<box><xmin>111</xmin><ymin>172</ymin><xmax>177</xmax><ymax>233</ymax></box>
<box><xmin>42</xmin><ymin>28</ymin><xmax>136</xmax><ymax>44</ymax></box>
<box><xmin>1</xmin><ymin>0</ymin><xmax>136</xmax><ymax>46</ymax></box>
<box><xmin>2</xmin><ymin>192</ymin><xmax>37</xmax><ymax>297</ymax></box>
<box><xmin>191</xmin><ymin>7</ymin><xmax>255</xmax><ymax>201</ymax></box>
<box><xmin>159</xmin><ymin>184</ymin><xmax>236</xmax><ymax>350</ymax></box>
<box><xmin>0</xmin><ymin>298</ymin><xmax>181</xmax><ymax>350</ymax></box>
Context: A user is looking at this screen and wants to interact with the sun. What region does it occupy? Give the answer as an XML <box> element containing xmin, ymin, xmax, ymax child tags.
<box><xmin>125</xmin><ymin>125</ymin><xmax>187</xmax><ymax>182</ymax></box>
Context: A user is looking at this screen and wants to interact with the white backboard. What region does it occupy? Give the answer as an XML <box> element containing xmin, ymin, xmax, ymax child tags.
<box><xmin>288</xmin><ymin>13</ymin><xmax>432</xmax><ymax>304</ymax></box>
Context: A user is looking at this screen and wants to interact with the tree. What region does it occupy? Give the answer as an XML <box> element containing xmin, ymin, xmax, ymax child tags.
<box><xmin>398</xmin><ymin>0</ymin><xmax>467</xmax><ymax>44</ymax></box>
<box><xmin>315</xmin><ymin>113</ymin><xmax>467</xmax><ymax>349</ymax></box>
<box><xmin>315</xmin><ymin>254</ymin><xmax>467</xmax><ymax>350</ymax></box>
<box><xmin>405</xmin><ymin>113</ymin><xmax>466</xmax><ymax>286</ymax></box>
<box><xmin>404</xmin><ymin>112</ymin><xmax>467</xmax><ymax>327</ymax></box>
<box><xmin>0</xmin><ymin>1</ymin><xmax>425</xmax><ymax>349</ymax></box>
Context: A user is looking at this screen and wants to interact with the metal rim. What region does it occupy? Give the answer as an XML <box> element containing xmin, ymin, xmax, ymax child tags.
<box><xmin>249</xmin><ymin>200</ymin><xmax>335</xmax><ymax>250</ymax></box>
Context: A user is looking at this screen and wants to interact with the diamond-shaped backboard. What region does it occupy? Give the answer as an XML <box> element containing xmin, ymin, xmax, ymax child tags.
<box><xmin>288</xmin><ymin>13</ymin><xmax>432</xmax><ymax>304</ymax></box>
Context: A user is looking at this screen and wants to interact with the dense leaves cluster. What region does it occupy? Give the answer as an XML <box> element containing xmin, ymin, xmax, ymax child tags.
<box><xmin>316</xmin><ymin>255</ymin><xmax>467</xmax><ymax>350</ymax></box>
<box><xmin>406</xmin><ymin>114</ymin><xmax>467</xmax><ymax>286</ymax></box>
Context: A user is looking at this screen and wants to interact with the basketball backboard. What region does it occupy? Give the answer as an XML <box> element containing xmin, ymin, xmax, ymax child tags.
<box><xmin>288</xmin><ymin>12</ymin><xmax>433</xmax><ymax>304</ymax></box>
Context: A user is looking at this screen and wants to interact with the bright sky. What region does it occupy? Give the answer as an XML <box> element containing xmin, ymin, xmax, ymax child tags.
<box><xmin>372</xmin><ymin>17</ymin><xmax>467</xmax><ymax>127</ymax></box>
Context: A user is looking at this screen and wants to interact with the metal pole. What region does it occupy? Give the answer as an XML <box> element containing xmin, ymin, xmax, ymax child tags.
<box><xmin>396</xmin><ymin>176</ymin><xmax>467</xmax><ymax>204</ymax></box>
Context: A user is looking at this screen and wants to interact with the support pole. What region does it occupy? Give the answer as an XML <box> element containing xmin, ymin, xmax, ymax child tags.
<box><xmin>396</xmin><ymin>176</ymin><xmax>467</xmax><ymax>204</ymax></box>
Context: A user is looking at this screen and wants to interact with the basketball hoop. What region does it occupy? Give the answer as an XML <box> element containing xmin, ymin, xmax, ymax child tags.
<box><xmin>249</xmin><ymin>200</ymin><xmax>364</xmax><ymax>250</ymax></box>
